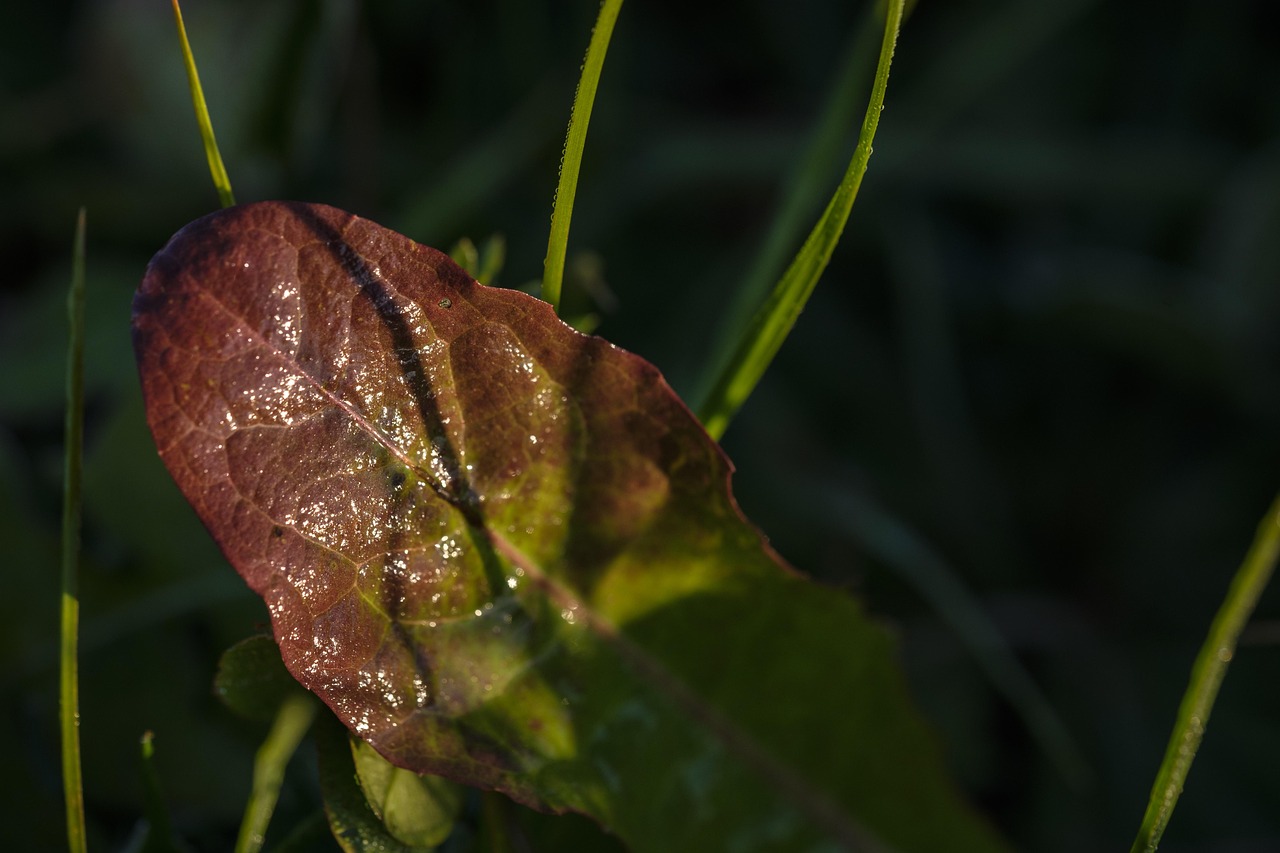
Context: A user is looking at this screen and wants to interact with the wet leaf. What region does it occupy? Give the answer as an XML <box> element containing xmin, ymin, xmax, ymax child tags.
<box><xmin>352</xmin><ymin>739</ymin><xmax>462</xmax><ymax>848</ymax></box>
<box><xmin>315</xmin><ymin>713</ymin><xmax>431</xmax><ymax>853</ymax></box>
<box><xmin>215</xmin><ymin>634</ymin><xmax>308</xmax><ymax>722</ymax></box>
<box><xmin>133</xmin><ymin>201</ymin><xmax>1006</xmax><ymax>852</ymax></box>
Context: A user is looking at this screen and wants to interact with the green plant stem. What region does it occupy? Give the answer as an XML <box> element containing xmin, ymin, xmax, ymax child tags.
<box><xmin>171</xmin><ymin>0</ymin><xmax>235</xmax><ymax>208</ymax></box>
<box><xmin>696</xmin><ymin>0</ymin><xmax>904</xmax><ymax>441</ymax></box>
<box><xmin>1129</xmin><ymin>492</ymin><xmax>1280</xmax><ymax>853</ymax></box>
<box><xmin>541</xmin><ymin>0</ymin><xmax>624</xmax><ymax>312</ymax></box>
<box><xmin>235</xmin><ymin>694</ymin><xmax>317</xmax><ymax>853</ymax></box>
<box><xmin>61</xmin><ymin>207</ymin><xmax>88</xmax><ymax>853</ymax></box>
<box><xmin>138</xmin><ymin>732</ymin><xmax>178</xmax><ymax>850</ymax></box>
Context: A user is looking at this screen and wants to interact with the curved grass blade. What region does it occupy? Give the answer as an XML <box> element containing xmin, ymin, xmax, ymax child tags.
<box><xmin>693</xmin><ymin>13</ymin><xmax>880</xmax><ymax>410</ymax></box>
<box><xmin>541</xmin><ymin>0</ymin><xmax>624</xmax><ymax>312</ymax></box>
<box><xmin>696</xmin><ymin>0</ymin><xmax>904</xmax><ymax>440</ymax></box>
<box><xmin>171</xmin><ymin>0</ymin><xmax>235</xmax><ymax>208</ymax></box>
<box><xmin>61</xmin><ymin>207</ymin><xmax>87</xmax><ymax>853</ymax></box>
<box><xmin>235</xmin><ymin>694</ymin><xmax>318</xmax><ymax>853</ymax></box>
<box><xmin>1129</xmin><ymin>493</ymin><xmax>1280</xmax><ymax>853</ymax></box>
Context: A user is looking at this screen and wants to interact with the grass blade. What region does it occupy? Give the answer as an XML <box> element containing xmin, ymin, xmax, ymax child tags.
<box><xmin>696</xmin><ymin>0</ymin><xmax>904</xmax><ymax>440</ymax></box>
<box><xmin>137</xmin><ymin>732</ymin><xmax>182</xmax><ymax>853</ymax></box>
<box><xmin>61</xmin><ymin>207</ymin><xmax>88</xmax><ymax>853</ymax></box>
<box><xmin>171</xmin><ymin>0</ymin><xmax>235</xmax><ymax>208</ymax></box>
<box><xmin>1129</xmin><ymin>493</ymin><xmax>1280</xmax><ymax>853</ymax></box>
<box><xmin>693</xmin><ymin>15</ymin><xmax>880</xmax><ymax>408</ymax></box>
<box><xmin>541</xmin><ymin>0</ymin><xmax>624</xmax><ymax>312</ymax></box>
<box><xmin>235</xmin><ymin>694</ymin><xmax>318</xmax><ymax>853</ymax></box>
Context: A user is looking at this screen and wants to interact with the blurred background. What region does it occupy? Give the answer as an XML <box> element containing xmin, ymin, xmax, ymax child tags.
<box><xmin>3</xmin><ymin>0</ymin><xmax>1278</xmax><ymax>849</ymax></box>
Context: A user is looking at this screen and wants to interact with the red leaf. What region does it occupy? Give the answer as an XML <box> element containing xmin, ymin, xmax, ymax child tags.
<box><xmin>134</xmin><ymin>201</ymin><xmax>1005</xmax><ymax>852</ymax></box>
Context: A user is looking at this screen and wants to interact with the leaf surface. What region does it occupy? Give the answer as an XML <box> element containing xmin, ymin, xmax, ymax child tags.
<box><xmin>352</xmin><ymin>738</ymin><xmax>462</xmax><ymax>848</ymax></box>
<box><xmin>215</xmin><ymin>634</ymin><xmax>308</xmax><ymax>722</ymax></box>
<box><xmin>133</xmin><ymin>201</ymin><xmax>1004</xmax><ymax>852</ymax></box>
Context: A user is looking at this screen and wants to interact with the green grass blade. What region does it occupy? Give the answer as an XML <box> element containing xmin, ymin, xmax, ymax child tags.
<box><xmin>171</xmin><ymin>0</ymin><xmax>235</xmax><ymax>208</ymax></box>
<box><xmin>137</xmin><ymin>732</ymin><xmax>181</xmax><ymax>853</ymax></box>
<box><xmin>696</xmin><ymin>0</ymin><xmax>904</xmax><ymax>440</ymax></box>
<box><xmin>235</xmin><ymin>694</ymin><xmax>318</xmax><ymax>853</ymax></box>
<box><xmin>541</xmin><ymin>0</ymin><xmax>624</xmax><ymax>312</ymax></box>
<box><xmin>693</xmin><ymin>16</ymin><xmax>879</xmax><ymax>409</ymax></box>
<box><xmin>61</xmin><ymin>207</ymin><xmax>88</xmax><ymax>853</ymax></box>
<box><xmin>1129</xmin><ymin>492</ymin><xmax>1280</xmax><ymax>853</ymax></box>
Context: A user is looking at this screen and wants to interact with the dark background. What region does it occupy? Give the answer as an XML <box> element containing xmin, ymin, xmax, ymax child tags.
<box><xmin>3</xmin><ymin>0</ymin><xmax>1279</xmax><ymax>850</ymax></box>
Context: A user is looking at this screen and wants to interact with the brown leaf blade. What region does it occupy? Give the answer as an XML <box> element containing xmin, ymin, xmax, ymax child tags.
<box><xmin>134</xmin><ymin>201</ymin><xmax>1005</xmax><ymax>851</ymax></box>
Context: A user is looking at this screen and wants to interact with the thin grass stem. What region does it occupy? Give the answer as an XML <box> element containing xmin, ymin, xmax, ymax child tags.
<box><xmin>138</xmin><ymin>732</ymin><xmax>178</xmax><ymax>849</ymax></box>
<box><xmin>541</xmin><ymin>0</ymin><xmax>624</xmax><ymax>312</ymax></box>
<box><xmin>61</xmin><ymin>207</ymin><xmax>88</xmax><ymax>853</ymax></box>
<box><xmin>1129</xmin><ymin>493</ymin><xmax>1280</xmax><ymax>853</ymax></box>
<box><xmin>696</xmin><ymin>0</ymin><xmax>904</xmax><ymax>440</ymax></box>
<box><xmin>172</xmin><ymin>0</ymin><xmax>235</xmax><ymax>208</ymax></box>
<box><xmin>235</xmin><ymin>694</ymin><xmax>318</xmax><ymax>853</ymax></box>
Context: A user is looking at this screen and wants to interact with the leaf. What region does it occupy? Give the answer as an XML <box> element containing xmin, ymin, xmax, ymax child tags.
<box><xmin>133</xmin><ymin>201</ymin><xmax>1006</xmax><ymax>852</ymax></box>
<box><xmin>215</xmin><ymin>634</ymin><xmax>309</xmax><ymax>722</ymax></box>
<box><xmin>315</xmin><ymin>712</ymin><xmax>432</xmax><ymax>853</ymax></box>
<box><xmin>352</xmin><ymin>739</ymin><xmax>462</xmax><ymax>848</ymax></box>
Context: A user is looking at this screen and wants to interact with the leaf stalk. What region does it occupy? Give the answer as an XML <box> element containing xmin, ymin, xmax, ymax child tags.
<box><xmin>235</xmin><ymin>694</ymin><xmax>318</xmax><ymax>853</ymax></box>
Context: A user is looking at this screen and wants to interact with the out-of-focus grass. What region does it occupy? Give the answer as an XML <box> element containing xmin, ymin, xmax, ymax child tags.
<box><xmin>2</xmin><ymin>1</ymin><xmax>1278</xmax><ymax>850</ymax></box>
